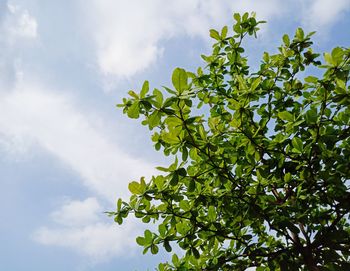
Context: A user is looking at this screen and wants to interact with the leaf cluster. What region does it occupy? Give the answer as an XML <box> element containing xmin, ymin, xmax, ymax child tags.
<box><xmin>113</xmin><ymin>12</ymin><xmax>350</xmax><ymax>271</ymax></box>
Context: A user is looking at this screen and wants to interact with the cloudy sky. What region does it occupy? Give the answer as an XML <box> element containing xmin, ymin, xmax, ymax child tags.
<box><xmin>0</xmin><ymin>0</ymin><xmax>349</xmax><ymax>270</ymax></box>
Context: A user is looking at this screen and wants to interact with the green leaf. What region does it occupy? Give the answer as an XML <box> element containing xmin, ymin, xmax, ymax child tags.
<box><xmin>148</xmin><ymin>111</ymin><xmax>161</xmax><ymax>129</ymax></box>
<box><xmin>304</xmin><ymin>76</ymin><xmax>318</xmax><ymax>83</ymax></box>
<box><xmin>114</xmin><ymin>214</ymin><xmax>122</xmax><ymax>224</ymax></box>
<box><xmin>170</xmin><ymin>172</ymin><xmax>179</xmax><ymax>186</ymax></box>
<box><xmin>162</xmin><ymin>131</ymin><xmax>181</xmax><ymax>144</ymax></box>
<box><xmin>331</xmin><ymin>47</ymin><xmax>344</xmax><ymax>65</ymax></box>
<box><xmin>153</xmin><ymin>88</ymin><xmax>164</xmax><ymax>105</ymax></box>
<box><xmin>175</xmin><ymin>221</ymin><xmax>188</xmax><ymax>236</ymax></box>
<box><xmin>209</xmin><ymin>29</ymin><xmax>221</xmax><ymax>40</ymax></box>
<box><xmin>324</xmin><ymin>52</ymin><xmax>334</xmax><ymax>65</ymax></box>
<box><xmin>144</xmin><ymin>230</ymin><xmax>153</xmax><ymax>243</ymax></box>
<box><xmin>233</xmin><ymin>13</ymin><xmax>241</xmax><ymax>22</ymax></box>
<box><xmin>292</xmin><ymin>137</ymin><xmax>303</xmax><ymax>153</ymax></box>
<box><xmin>188</xmin><ymin>179</ymin><xmax>195</xmax><ymax>192</ymax></box>
<box><xmin>180</xmin><ymin>200</ymin><xmax>190</xmax><ymax>211</ymax></box>
<box><xmin>158</xmin><ymin>223</ymin><xmax>166</xmax><ymax>237</ymax></box>
<box><xmin>177</xmin><ymin>168</ymin><xmax>187</xmax><ymax>177</ymax></box>
<box><xmin>251</xmin><ymin>77</ymin><xmax>261</xmax><ymax>91</ymax></box>
<box><xmin>117</xmin><ymin>198</ymin><xmax>122</xmax><ymax>211</ymax></box>
<box><xmin>127</xmin><ymin>102</ymin><xmax>140</xmax><ymax>119</ymax></box>
<box><xmin>192</xmin><ymin>247</ymin><xmax>200</xmax><ymax>259</ymax></box>
<box><xmin>155</xmin><ymin>178</ymin><xmax>165</xmax><ymax>191</ymax></box>
<box><xmin>282</xmin><ymin>34</ymin><xmax>290</xmax><ymax>46</ymax></box>
<box><xmin>156</xmin><ymin>166</ymin><xmax>169</xmax><ymax>172</ymax></box>
<box><xmin>172</xmin><ymin>68</ymin><xmax>188</xmax><ymax>93</ymax></box>
<box><xmin>150</xmin><ymin>244</ymin><xmax>159</xmax><ymax>254</ymax></box>
<box><xmin>263</xmin><ymin>52</ymin><xmax>269</xmax><ymax>62</ymax></box>
<box><xmin>140</xmin><ymin>80</ymin><xmax>149</xmax><ymax>98</ymax></box>
<box><xmin>164</xmin><ymin>240</ymin><xmax>172</xmax><ymax>252</ymax></box>
<box><xmin>221</xmin><ymin>26</ymin><xmax>228</xmax><ymax>39</ymax></box>
<box><xmin>305</xmin><ymin>108</ymin><xmax>318</xmax><ymax>124</ymax></box>
<box><xmin>136</xmin><ymin>236</ymin><xmax>145</xmax><ymax>246</ymax></box>
<box><xmin>284</xmin><ymin>172</ymin><xmax>292</xmax><ymax>182</ymax></box>
<box><xmin>158</xmin><ymin>263</ymin><xmax>165</xmax><ymax>271</ymax></box>
<box><xmin>236</xmin><ymin>75</ymin><xmax>248</xmax><ymax>90</ymax></box>
<box><xmin>181</xmin><ymin>147</ymin><xmax>188</xmax><ymax>161</ymax></box>
<box><xmin>296</xmin><ymin>27</ymin><xmax>304</xmax><ymax>40</ymax></box>
<box><xmin>163</xmin><ymin>86</ymin><xmax>177</xmax><ymax>95</ymax></box>
<box><xmin>128</xmin><ymin>90</ymin><xmax>139</xmax><ymax>99</ymax></box>
<box><xmin>278</xmin><ymin>111</ymin><xmax>294</xmax><ymax>122</ymax></box>
<box><xmin>208</xmin><ymin>206</ymin><xmax>216</xmax><ymax>222</ymax></box>
<box><xmin>163</xmin><ymin>97</ymin><xmax>176</xmax><ymax>107</ymax></box>
<box><xmin>128</xmin><ymin>181</ymin><xmax>143</xmax><ymax>195</ymax></box>
<box><xmin>198</xmin><ymin>124</ymin><xmax>207</xmax><ymax>140</ymax></box>
<box><xmin>172</xmin><ymin>254</ymin><xmax>179</xmax><ymax>266</ymax></box>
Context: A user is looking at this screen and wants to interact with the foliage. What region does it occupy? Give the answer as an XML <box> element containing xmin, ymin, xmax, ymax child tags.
<box><xmin>112</xmin><ymin>12</ymin><xmax>350</xmax><ymax>270</ymax></box>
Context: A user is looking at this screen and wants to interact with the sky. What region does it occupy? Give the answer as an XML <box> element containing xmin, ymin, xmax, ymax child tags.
<box><xmin>0</xmin><ymin>0</ymin><xmax>349</xmax><ymax>270</ymax></box>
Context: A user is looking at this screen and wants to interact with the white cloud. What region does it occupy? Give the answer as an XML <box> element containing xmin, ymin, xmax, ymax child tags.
<box><xmin>0</xmin><ymin>3</ymin><xmax>38</xmax><ymax>90</ymax></box>
<box><xmin>0</xmin><ymin>69</ymin><xmax>156</xmax><ymax>259</ymax></box>
<box><xmin>1</xmin><ymin>3</ymin><xmax>38</xmax><ymax>42</ymax></box>
<box><xmin>80</xmin><ymin>0</ymin><xmax>285</xmax><ymax>78</ymax></box>
<box><xmin>83</xmin><ymin>0</ymin><xmax>167</xmax><ymax>77</ymax></box>
<box><xmin>0</xmin><ymin>132</ymin><xmax>33</xmax><ymax>161</ymax></box>
<box><xmin>33</xmin><ymin>198</ymin><xmax>138</xmax><ymax>261</ymax></box>
<box><xmin>230</xmin><ymin>0</ymin><xmax>284</xmax><ymax>20</ymax></box>
<box><xmin>34</xmin><ymin>223</ymin><xmax>136</xmax><ymax>260</ymax></box>
<box><xmin>82</xmin><ymin>0</ymin><xmax>350</xmax><ymax>80</ymax></box>
<box><xmin>301</xmin><ymin>0</ymin><xmax>350</xmax><ymax>31</ymax></box>
<box><xmin>0</xmin><ymin>77</ymin><xmax>155</xmax><ymax>200</ymax></box>
<box><xmin>2</xmin><ymin>0</ymin><xmax>349</xmax><ymax>265</ymax></box>
<box><xmin>51</xmin><ymin>197</ymin><xmax>102</xmax><ymax>227</ymax></box>
<box><xmin>0</xmin><ymin>4</ymin><xmax>156</xmax><ymax>257</ymax></box>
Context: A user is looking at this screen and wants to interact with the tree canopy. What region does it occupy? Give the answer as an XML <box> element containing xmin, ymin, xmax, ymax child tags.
<box><xmin>112</xmin><ymin>12</ymin><xmax>350</xmax><ymax>270</ymax></box>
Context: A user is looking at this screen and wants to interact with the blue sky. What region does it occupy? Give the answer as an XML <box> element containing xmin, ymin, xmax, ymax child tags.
<box><xmin>0</xmin><ymin>0</ymin><xmax>349</xmax><ymax>270</ymax></box>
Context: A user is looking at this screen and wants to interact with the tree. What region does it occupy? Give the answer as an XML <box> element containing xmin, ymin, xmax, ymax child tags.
<box><xmin>112</xmin><ymin>12</ymin><xmax>350</xmax><ymax>270</ymax></box>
